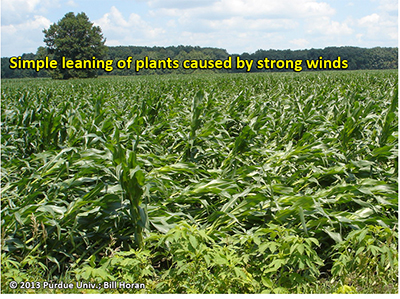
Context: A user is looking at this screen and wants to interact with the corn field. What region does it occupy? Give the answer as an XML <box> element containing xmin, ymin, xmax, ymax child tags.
<box><xmin>1</xmin><ymin>70</ymin><xmax>398</xmax><ymax>293</ymax></box>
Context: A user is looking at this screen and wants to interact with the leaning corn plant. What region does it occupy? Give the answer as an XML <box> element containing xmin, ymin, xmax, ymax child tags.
<box><xmin>107</xmin><ymin>127</ymin><xmax>147</xmax><ymax>249</ymax></box>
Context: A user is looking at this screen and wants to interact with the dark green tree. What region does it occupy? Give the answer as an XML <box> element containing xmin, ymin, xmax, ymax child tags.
<box><xmin>43</xmin><ymin>12</ymin><xmax>107</xmax><ymax>79</ymax></box>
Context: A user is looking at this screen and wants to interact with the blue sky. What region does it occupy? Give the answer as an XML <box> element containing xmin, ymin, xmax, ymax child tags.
<box><xmin>1</xmin><ymin>0</ymin><xmax>398</xmax><ymax>57</ymax></box>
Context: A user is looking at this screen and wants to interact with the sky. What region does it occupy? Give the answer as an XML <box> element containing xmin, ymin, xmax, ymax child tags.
<box><xmin>1</xmin><ymin>0</ymin><xmax>398</xmax><ymax>57</ymax></box>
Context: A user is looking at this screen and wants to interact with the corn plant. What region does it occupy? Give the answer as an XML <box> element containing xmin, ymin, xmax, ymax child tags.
<box><xmin>107</xmin><ymin>127</ymin><xmax>147</xmax><ymax>249</ymax></box>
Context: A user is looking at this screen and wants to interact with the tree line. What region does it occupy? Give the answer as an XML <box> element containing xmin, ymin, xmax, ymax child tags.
<box><xmin>1</xmin><ymin>45</ymin><xmax>398</xmax><ymax>79</ymax></box>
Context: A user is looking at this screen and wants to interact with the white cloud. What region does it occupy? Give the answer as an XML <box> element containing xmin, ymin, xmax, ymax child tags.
<box><xmin>145</xmin><ymin>0</ymin><xmax>339</xmax><ymax>51</ymax></box>
<box><xmin>27</xmin><ymin>15</ymin><xmax>52</xmax><ymax>29</ymax></box>
<box><xmin>1</xmin><ymin>1</ymin><xmax>55</xmax><ymax>56</ymax></box>
<box><xmin>205</xmin><ymin>17</ymin><xmax>298</xmax><ymax>31</ymax></box>
<box><xmin>1</xmin><ymin>15</ymin><xmax>52</xmax><ymax>34</ymax></box>
<box><xmin>306</xmin><ymin>16</ymin><xmax>353</xmax><ymax>36</ymax></box>
<box><xmin>1</xmin><ymin>15</ymin><xmax>52</xmax><ymax>56</ymax></box>
<box><xmin>353</xmin><ymin>0</ymin><xmax>397</xmax><ymax>45</ymax></box>
<box><xmin>143</xmin><ymin>0</ymin><xmax>397</xmax><ymax>51</ymax></box>
<box><xmin>145</xmin><ymin>0</ymin><xmax>216</xmax><ymax>9</ymax></box>
<box><xmin>376</xmin><ymin>0</ymin><xmax>398</xmax><ymax>13</ymax></box>
<box><xmin>358</xmin><ymin>13</ymin><xmax>380</xmax><ymax>26</ymax></box>
<box><xmin>166</xmin><ymin>19</ymin><xmax>177</xmax><ymax>28</ymax></box>
<box><xmin>2</xmin><ymin>0</ymin><xmax>42</xmax><ymax>13</ymax></box>
<box><xmin>290</xmin><ymin>38</ymin><xmax>310</xmax><ymax>48</ymax></box>
<box><xmin>1</xmin><ymin>0</ymin><xmax>58</xmax><ymax>25</ymax></box>
<box><xmin>145</xmin><ymin>0</ymin><xmax>336</xmax><ymax>52</ymax></box>
<box><xmin>2</xmin><ymin>0</ymin><xmax>40</xmax><ymax>25</ymax></box>
<box><xmin>66</xmin><ymin>0</ymin><xmax>78</xmax><ymax>7</ymax></box>
<box><xmin>357</xmin><ymin>12</ymin><xmax>397</xmax><ymax>43</ymax></box>
<box><xmin>147</xmin><ymin>0</ymin><xmax>335</xmax><ymax>18</ymax></box>
<box><xmin>94</xmin><ymin>6</ymin><xmax>165</xmax><ymax>45</ymax></box>
<box><xmin>166</xmin><ymin>30</ymin><xmax>283</xmax><ymax>54</ymax></box>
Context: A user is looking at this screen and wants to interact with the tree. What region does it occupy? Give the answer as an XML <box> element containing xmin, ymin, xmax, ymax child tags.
<box><xmin>43</xmin><ymin>12</ymin><xmax>107</xmax><ymax>79</ymax></box>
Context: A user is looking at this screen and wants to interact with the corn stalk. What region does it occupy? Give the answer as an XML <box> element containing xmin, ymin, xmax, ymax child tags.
<box><xmin>108</xmin><ymin>127</ymin><xmax>147</xmax><ymax>249</ymax></box>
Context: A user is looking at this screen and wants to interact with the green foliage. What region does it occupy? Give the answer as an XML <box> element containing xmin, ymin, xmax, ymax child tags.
<box><xmin>152</xmin><ymin>222</ymin><xmax>255</xmax><ymax>293</ymax></box>
<box><xmin>248</xmin><ymin>225</ymin><xmax>324</xmax><ymax>292</ymax></box>
<box><xmin>1</xmin><ymin>253</ymin><xmax>29</xmax><ymax>283</ymax></box>
<box><xmin>334</xmin><ymin>285</ymin><xmax>358</xmax><ymax>294</ymax></box>
<box><xmin>331</xmin><ymin>225</ymin><xmax>398</xmax><ymax>286</ymax></box>
<box><xmin>74</xmin><ymin>249</ymin><xmax>155</xmax><ymax>284</ymax></box>
<box><xmin>43</xmin><ymin>12</ymin><xmax>107</xmax><ymax>79</ymax></box>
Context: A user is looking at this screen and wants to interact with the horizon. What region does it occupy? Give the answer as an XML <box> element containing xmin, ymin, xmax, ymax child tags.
<box><xmin>2</xmin><ymin>44</ymin><xmax>398</xmax><ymax>59</ymax></box>
<box><xmin>1</xmin><ymin>0</ymin><xmax>398</xmax><ymax>58</ymax></box>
